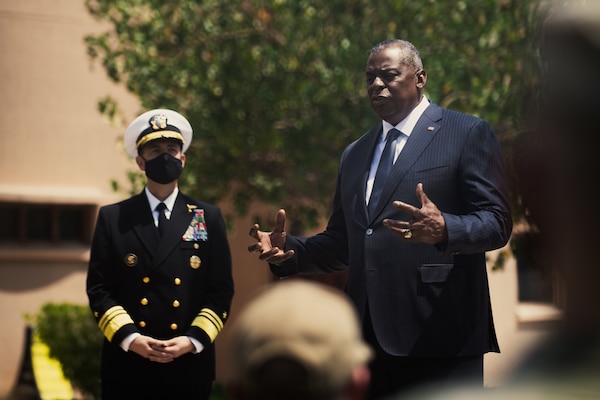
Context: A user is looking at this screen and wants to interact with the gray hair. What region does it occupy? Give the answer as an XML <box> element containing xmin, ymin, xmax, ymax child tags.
<box><xmin>370</xmin><ymin>39</ymin><xmax>423</xmax><ymax>70</ymax></box>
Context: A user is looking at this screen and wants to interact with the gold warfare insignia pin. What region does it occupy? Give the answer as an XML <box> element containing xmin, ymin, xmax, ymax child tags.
<box><xmin>125</xmin><ymin>253</ymin><xmax>138</xmax><ymax>267</ymax></box>
<box><xmin>190</xmin><ymin>255</ymin><xmax>201</xmax><ymax>269</ymax></box>
<box><xmin>186</xmin><ymin>204</ymin><xmax>197</xmax><ymax>213</ymax></box>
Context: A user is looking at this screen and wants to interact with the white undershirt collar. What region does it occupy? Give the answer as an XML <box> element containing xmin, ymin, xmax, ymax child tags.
<box><xmin>145</xmin><ymin>186</ymin><xmax>178</xmax><ymax>221</ymax></box>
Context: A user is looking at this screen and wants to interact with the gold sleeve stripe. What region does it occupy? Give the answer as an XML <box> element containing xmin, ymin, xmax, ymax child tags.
<box><xmin>98</xmin><ymin>306</ymin><xmax>134</xmax><ymax>342</ymax></box>
<box><xmin>192</xmin><ymin>308</ymin><xmax>224</xmax><ymax>343</ymax></box>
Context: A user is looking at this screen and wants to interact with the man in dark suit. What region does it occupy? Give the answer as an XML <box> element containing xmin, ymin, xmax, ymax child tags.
<box><xmin>248</xmin><ymin>39</ymin><xmax>512</xmax><ymax>399</ymax></box>
<box><xmin>87</xmin><ymin>108</ymin><xmax>234</xmax><ymax>400</ymax></box>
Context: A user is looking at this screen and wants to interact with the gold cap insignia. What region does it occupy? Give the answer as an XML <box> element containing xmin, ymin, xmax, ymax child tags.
<box><xmin>149</xmin><ymin>114</ymin><xmax>168</xmax><ymax>130</ymax></box>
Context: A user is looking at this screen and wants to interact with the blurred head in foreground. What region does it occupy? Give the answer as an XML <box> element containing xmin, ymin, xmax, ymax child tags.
<box><xmin>527</xmin><ymin>0</ymin><xmax>600</xmax><ymax>331</ymax></box>
<box><xmin>481</xmin><ymin>2</ymin><xmax>600</xmax><ymax>397</ymax></box>
<box><xmin>227</xmin><ymin>279</ymin><xmax>372</xmax><ymax>400</ymax></box>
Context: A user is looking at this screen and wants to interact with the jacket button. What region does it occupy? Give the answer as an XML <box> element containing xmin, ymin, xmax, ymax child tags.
<box><xmin>174</xmin><ymin>278</ymin><xmax>181</xmax><ymax>285</ymax></box>
<box><xmin>140</xmin><ymin>298</ymin><xmax>148</xmax><ymax>306</ymax></box>
<box><xmin>366</xmin><ymin>228</ymin><xmax>373</xmax><ymax>235</ymax></box>
<box><xmin>139</xmin><ymin>321</ymin><xmax>146</xmax><ymax>328</ymax></box>
<box><xmin>172</xmin><ymin>300</ymin><xmax>180</xmax><ymax>308</ymax></box>
<box><xmin>170</xmin><ymin>323</ymin><xmax>178</xmax><ymax>330</ymax></box>
<box><xmin>142</xmin><ymin>276</ymin><xmax>150</xmax><ymax>283</ymax></box>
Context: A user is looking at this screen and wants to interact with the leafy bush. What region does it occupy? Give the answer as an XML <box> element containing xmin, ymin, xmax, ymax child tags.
<box><xmin>32</xmin><ymin>302</ymin><xmax>102</xmax><ymax>399</ymax></box>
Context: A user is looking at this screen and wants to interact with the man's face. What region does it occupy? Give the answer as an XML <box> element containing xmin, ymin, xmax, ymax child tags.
<box><xmin>366</xmin><ymin>46</ymin><xmax>426</xmax><ymax>126</ymax></box>
<box><xmin>136</xmin><ymin>139</ymin><xmax>185</xmax><ymax>169</ymax></box>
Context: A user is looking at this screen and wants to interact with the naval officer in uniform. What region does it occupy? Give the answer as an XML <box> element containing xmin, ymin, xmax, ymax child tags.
<box><xmin>86</xmin><ymin>108</ymin><xmax>234</xmax><ymax>399</ymax></box>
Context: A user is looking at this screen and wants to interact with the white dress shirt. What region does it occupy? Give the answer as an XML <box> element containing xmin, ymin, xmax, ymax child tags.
<box><xmin>366</xmin><ymin>96</ymin><xmax>430</xmax><ymax>205</ymax></box>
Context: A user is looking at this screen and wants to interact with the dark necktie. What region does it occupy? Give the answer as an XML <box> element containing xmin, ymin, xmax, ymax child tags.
<box><xmin>368</xmin><ymin>128</ymin><xmax>401</xmax><ymax>216</ymax></box>
<box><xmin>156</xmin><ymin>202</ymin><xmax>168</xmax><ymax>237</ymax></box>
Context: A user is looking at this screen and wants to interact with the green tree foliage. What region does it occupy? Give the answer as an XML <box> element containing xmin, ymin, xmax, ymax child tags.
<box><xmin>85</xmin><ymin>0</ymin><xmax>541</xmax><ymax>231</ymax></box>
<box><xmin>32</xmin><ymin>303</ymin><xmax>103</xmax><ymax>399</ymax></box>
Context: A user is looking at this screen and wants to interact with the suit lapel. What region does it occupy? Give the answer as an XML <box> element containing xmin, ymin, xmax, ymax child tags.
<box><xmin>369</xmin><ymin>104</ymin><xmax>443</xmax><ymax>220</ymax></box>
<box><xmin>129</xmin><ymin>193</ymin><xmax>160</xmax><ymax>256</ymax></box>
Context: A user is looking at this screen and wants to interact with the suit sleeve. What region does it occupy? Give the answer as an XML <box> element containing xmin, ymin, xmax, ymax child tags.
<box><xmin>270</xmin><ymin>160</ymin><xmax>350</xmax><ymax>277</ymax></box>
<box><xmin>441</xmin><ymin>119</ymin><xmax>513</xmax><ymax>254</ymax></box>
<box><xmin>86</xmin><ymin>206</ymin><xmax>138</xmax><ymax>345</ymax></box>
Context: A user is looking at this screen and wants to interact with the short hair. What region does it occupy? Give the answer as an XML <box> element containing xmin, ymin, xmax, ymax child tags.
<box><xmin>370</xmin><ymin>39</ymin><xmax>423</xmax><ymax>70</ymax></box>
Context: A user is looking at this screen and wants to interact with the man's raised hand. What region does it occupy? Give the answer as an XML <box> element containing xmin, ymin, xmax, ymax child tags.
<box><xmin>248</xmin><ymin>209</ymin><xmax>295</xmax><ymax>264</ymax></box>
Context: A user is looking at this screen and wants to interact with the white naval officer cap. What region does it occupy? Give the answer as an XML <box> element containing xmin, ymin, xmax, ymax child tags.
<box><xmin>124</xmin><ymin>108</ymin><xmax>193</xmax><ymax>158</ymax></box>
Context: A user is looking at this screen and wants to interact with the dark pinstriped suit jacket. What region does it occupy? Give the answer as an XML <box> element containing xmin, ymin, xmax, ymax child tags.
<box><xmin>272</xmin><ymin>102</ymin><xmax>512</xmax><ymax>357</ymax></box>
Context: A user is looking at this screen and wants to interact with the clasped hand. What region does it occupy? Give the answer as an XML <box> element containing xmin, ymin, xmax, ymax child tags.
<box><xmin>130</xmin><ymin>335</ymin><xmax>195</xmax><ymax>363</ymax></box>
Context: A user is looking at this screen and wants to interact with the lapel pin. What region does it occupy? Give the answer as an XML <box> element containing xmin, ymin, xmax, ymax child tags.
<box><xmin>427</xmin><ymin>126</ymin><xmax>435</xmax><ymax>131</ymax></box>
<box><xmin>186</xmin><ymin>204</ymin><xmax>197</xmax><ymax>213</ymax></box>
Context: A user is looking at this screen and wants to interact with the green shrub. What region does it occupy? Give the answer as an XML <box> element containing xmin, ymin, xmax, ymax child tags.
<box><xmin>32</xmin><ymin>302</ymin><xmax>102</xmax><ymax>399</ymax></box>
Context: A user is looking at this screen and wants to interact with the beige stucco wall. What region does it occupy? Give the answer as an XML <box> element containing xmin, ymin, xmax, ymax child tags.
<box><xmin>0</xmin><ymin>1</ymin><xmax>138</xmax><ymax>397</ymax></box>
<box><xmin>0</xmin><ymin>0</ymin><xmax>139</xmax><ymax>198</ymax></box>
<box><xmin>0</xmin><ymin>1</ymin><xmax>556</xmax><ymax>398</ymax></box>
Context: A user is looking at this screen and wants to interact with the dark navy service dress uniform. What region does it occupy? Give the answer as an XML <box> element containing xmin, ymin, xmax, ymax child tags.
<box><xmin>87</xmin><ymin>190</ymin><xmax>234</xmax><ymax>399</ymax></box>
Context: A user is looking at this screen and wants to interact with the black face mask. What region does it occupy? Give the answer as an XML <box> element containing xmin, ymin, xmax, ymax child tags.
<box><xmin>143</xmin><ymin>153</ymin><xmax>183</xmax><ymax>184</ymax></box>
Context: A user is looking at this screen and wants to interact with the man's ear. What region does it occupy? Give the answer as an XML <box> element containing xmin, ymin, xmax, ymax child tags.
<box><xmin>135</xmin><ymin>155</ymin><xmax>145</xmax><ymax>171</ymax></box>
<box><xmin>416</xmin><ymin>69</ymin><xmax>427</xmax><ymax>88</ymax></box>
<box><xmin>180</xmin><ymin>153</ymin><xmax>186</xmax><ymax>168</ymax></box>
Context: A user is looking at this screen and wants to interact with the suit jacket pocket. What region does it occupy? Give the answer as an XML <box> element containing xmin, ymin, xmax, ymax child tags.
<box><xmin>415</xmin><ymin>165</ymin><xmax>450</xmax><ymax>179</ymax></box>
<box><xmin>179</xmin><ymin>241</ymin><xmax>205</xmax><ymax>260</ymax></box>
<box><xmin>419</xmin><ymin>264</ymin><xmax>453</xmax><ymax>283</ymax></box>
<box><xmin>179</xmin><ymin>241</ymin><xmax>202</xmax><ymax>250</ymax></box>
